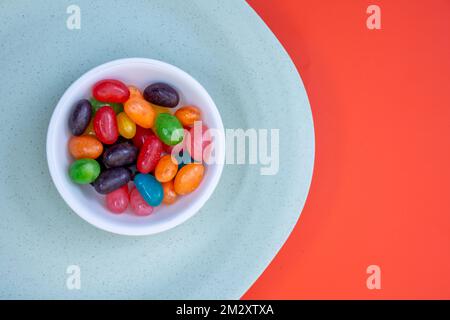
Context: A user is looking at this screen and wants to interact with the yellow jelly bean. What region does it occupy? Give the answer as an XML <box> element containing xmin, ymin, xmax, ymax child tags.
<box><xmin>117</xmin><ymin>112</ymin><xmax>136</xmax><ymax>139</ymax></box>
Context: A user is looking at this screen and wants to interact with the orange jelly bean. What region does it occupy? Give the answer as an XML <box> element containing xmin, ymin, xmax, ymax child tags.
<box><xmin>162</xmin><ymin>181</ymin><xmax>177</xmax><ymax>204</ymax></box>
<box><xmin>174</xmin><ymin>163</ymin><xmax>204</xmax><ymax>195</ymax></box>
<box><xmin>175</xmin><ymin>105</ymin><xmax>201</xmax><ymax>127</ymax></box>
<box><xmin>128</xmin><ymin>85</ymin><xmax>143</xmax><ymax>99</ymax></box>
<box><xmin>68</xmin><ymin>135</ymin><xmax>103</xmax><ymax>159</ymax></box>
<box><xmin>124</xmin><ymin>98</ymin><xmax>155</xmax><ymax>129</ymax></box>
<box><xmin>155</xmin><ymin>155</ymin><xmax>178</xmax><ymax>183</ymax></box>
<box><xmin>117</xmin><ymin>112</ymin><xmax>136</xmax><ymax>139</ymax></box>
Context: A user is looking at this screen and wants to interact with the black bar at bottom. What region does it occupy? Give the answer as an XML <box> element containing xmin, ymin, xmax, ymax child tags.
<box><xmin>0</xmin><ymin>300</ymin><xmax>447</xmax><ymax>317</ymax></box>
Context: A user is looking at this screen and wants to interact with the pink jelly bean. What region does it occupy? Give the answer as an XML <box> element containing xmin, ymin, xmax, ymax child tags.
<box><xmin>185</xmin><ymin>123</ymin><xmax>212</xmax><ymax>162</ymax></box>
<box><xmin>105</xmin><ymin>185</ymin><xmax>129</xmax><ymax>214</ymax></box>
<box><xmin>130</xmin><ymin>187</ymin><xmax>154</xmax><ymax>216</ymax></box>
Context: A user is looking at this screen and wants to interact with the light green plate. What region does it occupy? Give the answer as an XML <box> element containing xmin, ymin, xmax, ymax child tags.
<box><xmin>0</xmin><ymin>0</ymin><xmax>314</xmax><ymax>299</ymax></box>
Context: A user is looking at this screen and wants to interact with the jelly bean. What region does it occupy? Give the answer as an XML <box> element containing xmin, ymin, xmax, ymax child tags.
<box><xmin>155</xmin><ymin>113</ymin><xmax>184</xmax><ymax>146</ymax></box>
<box><xmin>117</xmin><ymin>112</ymin><xmax>136</xmax><ymax>139</ymax></box>
<box><xmin>69</xmin><ymin>99</ymin><xmax>92</xmax><ymax>136</ymax></box>
<box><xmin>83</xmin><ymin>119</ymin><xmax>96</xmax><ymax>136</ymax></box>
<box><xmin>175</xmin><ymin>106</ymin><xmax>201</xmax><ymax>127</ymax></box>
<box><xmin>68</xmin><ymin>135</ymin><xmax>103</xmax><ymax>159</ymax></box>
<box><xmin>143</xmin><ymin>83</ymin><xmax>179</xmax><ymax>108</ymax></box>
<box><xmin>93</xmin><ymin>106</ymin><xmax>119</xmax><ymax>144</ymax></box>
<box><xmin>151</xmin><ymin>105</ymin><xmax>172</xmax><ymax>135</ymax></box>
<box><xmin>134</xmin><ymin>174</ymin><xmax>164</xmax><ymax>206</ymax></box>
<box><xmin>130</xmin><ymin>187</ymin><xmax>154</xmax><ymax>216</ymax></box>
<box><xmin>124</xmin><ymin>97</ymin><xmax>155</xmax><ymax>129</ymax></box>
<box><xmin>93</xmin><ymin>79</ymin><xmax>130</xmax><ymax>103</ymax></box>
<box><xmin>128</xmin><ymin>85</ymin><xmax>143</xmax><ymax>99</ymax></box>
<box><xmin>132</xmin><ymin>125</ymin><xmax>154</xmax><ymax>149</ymax></box>
<box><xmin>185</xmin><ymin>123</ymin><xmax>211</xmax><ymax>162</ymax></box>
<box><xmin>105</xmin><ymin>185</ymin><xmax>129</xmax><ymax>214</ymax></box>
<box><xmin>103</xmin><ymin>142</ymin><xmax>138</xmax><ymax>168</ymax></box>
<box><xmin>162</xmin><ymin>181</ymin><xmax>177</xmax><ymax>205</ymax></box>
<box><xmin>174</xmin><ymin>163</ymin><xmax>204</xmax><ymax>195</ymax></box>
<box><xmin>90</xmin><ymin>98</ymin><xmax>123</xmax><ymax>115</ymax></box>
<box><xmin>137</xmin><ymin>135</ymin><xmax>163</xmax><ymax>173</ymax></box>
<box><xmin>69</xmin><ymin>159</ymin><xmax>100</xmax><ymax>184</ymax></box>
<box><xmin>93</xmin><ymin>167</ymin><xmax>131</xmax><ymax>194</ymax></box>
<box><xmin>155</xmin><ymin>155</ymin><xmax>178</xmax><ymax>183</ymax></box>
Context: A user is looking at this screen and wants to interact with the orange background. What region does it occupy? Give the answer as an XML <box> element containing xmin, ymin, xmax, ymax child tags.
<box><xmin>243</xmin><ymin>0</ymin><xmax>450</xmax><ymax>299</ymax></box>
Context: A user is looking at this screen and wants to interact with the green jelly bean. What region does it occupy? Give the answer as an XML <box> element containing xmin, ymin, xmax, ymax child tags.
<box><xmin>90</xmin><ymin>98</ymin><xmax>124</xmax><ymax>114</ymax></box>
<box><xmin>69</xmin><ymin>159</ymin><xmax>101</xmax><ymax>184</ymax></box>
<box><xmin>155</xmin><ymin>113</ymin><xmax>184</xmax><ymax>146</ymax></box>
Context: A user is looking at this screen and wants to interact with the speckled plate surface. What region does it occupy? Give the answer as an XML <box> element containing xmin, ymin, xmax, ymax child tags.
<box><xmin>0</xmin><ymin>0</ymin><xmax>314</xmax><ymax>299</ymax></box>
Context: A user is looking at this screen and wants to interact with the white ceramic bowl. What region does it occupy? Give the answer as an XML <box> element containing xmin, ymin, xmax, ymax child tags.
<box><xmin>47</xmin><ymin>58</ymin><xmax>225</xmax><ymax>236</ymax></box>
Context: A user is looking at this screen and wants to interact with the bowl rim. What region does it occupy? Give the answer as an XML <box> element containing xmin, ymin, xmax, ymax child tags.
<box><xmin>46</xmin><ymin>58</ymin><xmax>225</xmax><ymax>236</ymax></box>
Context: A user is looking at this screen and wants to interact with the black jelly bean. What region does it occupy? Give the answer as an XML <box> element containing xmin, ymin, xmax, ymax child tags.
<box><xmin>93</xmin><ymin>167</ymin><xmax>131</xmax><ymax>194</ymax></box>
<box><xmin>69</xmin><ymin>99</ymin><xmax>92</xmax><ymax>136</ymax></box>
<box><xmin>103</xmin><ymin>142</ymin><xmax>138</xmax><ymax>168</ymax></box>
<box><xmin>143</xmin><ymin>83</ymin><xmax>179</xmax><ymax>108</ymax></box>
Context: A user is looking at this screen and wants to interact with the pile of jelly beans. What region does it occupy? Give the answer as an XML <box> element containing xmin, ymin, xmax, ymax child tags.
<box><xmin>68</xmin><ymin>79</ymin><xmax>209</xmax><ymax>216</ymax></box>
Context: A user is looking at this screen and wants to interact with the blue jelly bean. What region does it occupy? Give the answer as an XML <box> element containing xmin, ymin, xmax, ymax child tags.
<box><xmin>134</xmin><ymin>173</ymin><xmax>164</xmax><ymax>206</ymax></box>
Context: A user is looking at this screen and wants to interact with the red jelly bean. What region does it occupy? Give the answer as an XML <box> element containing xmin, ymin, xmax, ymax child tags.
<box><xmin>137</xmin><ymin>135</ymin><xmax>163</xmax><ymax>173</ymax></box>
<box><xmin>130</xmin><ymin>187</ymin><xmax>154</xmax><ymax>216</ymax></box>
<box><xmin>93</xmin><ymin>106</ymin><xmax>119</xmax><ymax>144</ymax></box>
<box><xmin>105</xmin><ymin>185</ymin><xmax>129</xmax><ymax>214</ymax></box>
<box><xmin>93</xmin><ymin>79</ymin><xmax>130</xmax><ymax>103</ymax></box>
<box><xmin>132</xmin><ymin>125</ymin><xmax>154</xmax><ymax>149</ymax></box>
